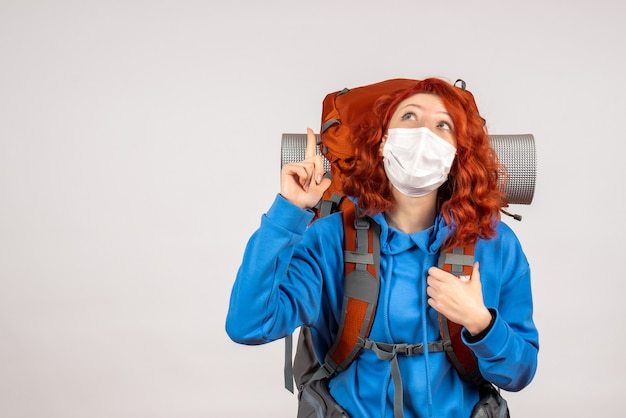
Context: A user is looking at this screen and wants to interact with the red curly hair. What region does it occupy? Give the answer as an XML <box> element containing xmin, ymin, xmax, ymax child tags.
<box><xmin>341</xmin><ymin>78</ymin><xmax>505</xmax><ymax>248</ymax></box>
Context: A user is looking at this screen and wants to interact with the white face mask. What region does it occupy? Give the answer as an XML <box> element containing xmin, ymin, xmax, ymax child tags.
<box><xmin>382</xmin><ymin>127</ymin><xmax>456</xmax><ymax>197</ymax></box>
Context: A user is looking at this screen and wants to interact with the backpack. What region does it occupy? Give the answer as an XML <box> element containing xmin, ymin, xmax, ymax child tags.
<box><xmin>281</xmin><ymin>78</ymin><xmax>535</xmax><ymax>417</ymax></box>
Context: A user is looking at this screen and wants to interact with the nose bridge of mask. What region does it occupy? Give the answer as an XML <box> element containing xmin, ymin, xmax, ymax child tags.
<box><xmin>387</xmin><ymin>127</ymin><xmax>452</xmax><ymax>146</ymax></box>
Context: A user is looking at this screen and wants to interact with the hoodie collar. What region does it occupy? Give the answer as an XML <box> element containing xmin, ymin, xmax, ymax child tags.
<box><xmin>369</xmin><ymin>211</ymin><xmax>450</xmax><ymax>256</ymax></box>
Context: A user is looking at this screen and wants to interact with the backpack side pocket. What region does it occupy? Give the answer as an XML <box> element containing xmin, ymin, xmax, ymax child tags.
<box><xmin>297</xmin><ymin>380</ymin><xmax>349</xmax><ymax>418</ymax></box>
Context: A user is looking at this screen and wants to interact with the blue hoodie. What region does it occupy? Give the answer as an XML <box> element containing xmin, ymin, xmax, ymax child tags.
<box><xmin>226</xmin><ymin>195</ymin><xmax>539</xmax><ymax>418</ymax></box>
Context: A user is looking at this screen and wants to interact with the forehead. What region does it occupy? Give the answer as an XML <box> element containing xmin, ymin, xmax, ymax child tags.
<box><xmin>395</xmin><ymin>93</ymin><xmax>447</xmax><ymax>112</ymax></box>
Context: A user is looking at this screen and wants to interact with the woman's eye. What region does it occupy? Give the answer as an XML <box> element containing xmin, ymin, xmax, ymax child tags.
<box><xmin>401</xmin><ymin>112</ymin><xmax>416</xmax><ymax>121</ymax></box>
<box><xmin>437</xmin><ymin>121</ymin><xmax>453</xmax><ymax>130</ymax></box>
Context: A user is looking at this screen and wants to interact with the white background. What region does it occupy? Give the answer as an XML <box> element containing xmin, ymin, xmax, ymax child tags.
<box><xmin>1</xmin><ymin>0</ymin><xmax>624</xmax><ymax>416</ymax></box>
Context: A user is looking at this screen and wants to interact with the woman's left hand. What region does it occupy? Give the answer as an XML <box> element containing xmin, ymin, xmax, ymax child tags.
<box><xmin>426</xmin><ymin>262</ymin><xmax>492</xmax><ymax>336</ymax></box>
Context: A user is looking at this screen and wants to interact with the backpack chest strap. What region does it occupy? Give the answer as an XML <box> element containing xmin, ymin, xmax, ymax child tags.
<box><xmin>360</xmin><ymin>337</ymin><xmax>447</xmax><ymax>418</ymax></box>
<box><xmin>360</xmin><ymin>338</ymin><xmax>448</xmax><ymax>358</ymax></box>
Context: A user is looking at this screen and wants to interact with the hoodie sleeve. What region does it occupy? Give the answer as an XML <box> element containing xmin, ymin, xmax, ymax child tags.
<box><xmin>462</xmin><ymin>222</ymin><xmax>540</xmax><ymax>391</ymax></box>
<box><xmin>225</xmin><ymin>194</ymin><xmax>335</xmax><ymax>345</ymax></box>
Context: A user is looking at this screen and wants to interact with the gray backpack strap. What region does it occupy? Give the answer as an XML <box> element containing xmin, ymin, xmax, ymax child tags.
<box><xmin>284</xmin><ymin>333</ymin><xmax>295</xmax><ymax>393</ymax></box>
<box><xmin>313</xmin><ymin>206</ymin><xmax>380</xmax><ymax>381</ymax></box>
<box><xmin>438</xmin><ymin>246</ymin><xmax>486</xmax><ymax>386</ymax></box>
<box><xmin>438</xmin><ymin>246</ymin><xmax>474</xmax><ymax>277</ymax></box>
<box><xmin>285</xmin><ymin>201</ymin><xmax>380</xmax><ymax>393</ymax></box>
<box><xmin>319</xmin><ymin>192</ymin><xmax>344</xmax><ymax>218</ymax></box>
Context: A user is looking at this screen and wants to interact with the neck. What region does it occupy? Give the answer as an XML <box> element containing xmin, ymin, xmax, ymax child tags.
<box><xmin>385</xmin><ymin>188</ymin><xmax>438</xmax><ymax>234</ymax></box>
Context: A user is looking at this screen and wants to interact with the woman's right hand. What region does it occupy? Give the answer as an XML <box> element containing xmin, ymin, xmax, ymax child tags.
<box><xmin>280</xmin><ymin>128</ymin><xmax>332</xmax><ymax>209</ymax></box>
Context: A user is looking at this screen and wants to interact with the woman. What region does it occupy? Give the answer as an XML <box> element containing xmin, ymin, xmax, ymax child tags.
<box><xmin>226</xmin><ymin>78</ymin><xmax>539</xmax><ymax>417</ymax></box>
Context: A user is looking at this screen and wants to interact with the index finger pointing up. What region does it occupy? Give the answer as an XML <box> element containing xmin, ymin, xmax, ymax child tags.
<box><xmin>305</xmin><ymin>128</ymin><xmax>317</xmax><ymax>159</ymax></box>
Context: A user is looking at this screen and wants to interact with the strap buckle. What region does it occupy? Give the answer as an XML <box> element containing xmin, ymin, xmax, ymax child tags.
<box><xmin>354</xmin><ymin>216</ymin><xmax>370</xmax><ymax>230</ymax></box>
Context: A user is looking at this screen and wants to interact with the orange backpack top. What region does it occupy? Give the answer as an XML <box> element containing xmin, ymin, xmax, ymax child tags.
<box><xmin>315</xmin><ymin>78</ymin><xmax>420</xmax><ymax>218</ymax></box>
